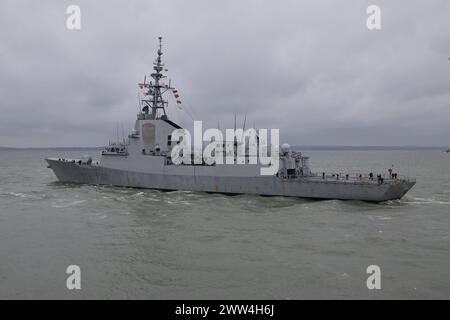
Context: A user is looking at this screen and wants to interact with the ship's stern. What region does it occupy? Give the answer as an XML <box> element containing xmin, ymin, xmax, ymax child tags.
<box><xmin>381</xmin><ymin>178</ymin><xmax>416</xmax><ymax>201</ymax></box>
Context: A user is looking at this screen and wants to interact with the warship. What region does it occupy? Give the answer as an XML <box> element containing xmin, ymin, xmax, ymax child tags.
<box><xmin>46</xmin><ymin>37</ymin><xmax>416</xmax><ymax>202</ymax></box>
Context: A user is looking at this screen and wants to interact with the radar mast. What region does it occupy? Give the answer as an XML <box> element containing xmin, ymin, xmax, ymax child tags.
<box><xmin>139</xmin><ymin>37</ymin><xmax>173</xmax><ymax>120</ymax></box>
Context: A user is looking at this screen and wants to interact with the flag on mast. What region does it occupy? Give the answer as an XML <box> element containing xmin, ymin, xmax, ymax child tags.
<box><xmin>172</xmin><ymin>89</ymin><xmax>182</xmax><ymax>104</ymax></box>
<box><xmin>138</xmin><ymin>83</ymin><xmax>150</xmax><ymax>95</ymax></box>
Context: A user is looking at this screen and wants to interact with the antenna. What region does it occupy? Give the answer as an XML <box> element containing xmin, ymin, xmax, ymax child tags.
<box><xmin>137</xmin><ymin>92</ymin><xmax>141</xmax><ymax>113</ymax></box>
<box><xmin>233</xmin><ymin>114</ymin><xmax>238</xmax><ymax>158</ymax></box>
<box><xmin>240</xmin><ymin>115</ymin><xmax>247</xmax><ymax>144</ymax></box>
<box><xmin>116</xmin><ymin>122</ymin><xmax>119</xmax><ymax>145</ymax></box>
<box><xmin>121</xmin><ymin>123</ymin><xmax>125</xmax><ymax>144</ymax></box>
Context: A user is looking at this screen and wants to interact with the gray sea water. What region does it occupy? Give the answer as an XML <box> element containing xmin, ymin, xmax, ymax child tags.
<box><xmin>0</xmin><ymin>149</ymin><xmax>449</xmax><ymax>299</ymax></box>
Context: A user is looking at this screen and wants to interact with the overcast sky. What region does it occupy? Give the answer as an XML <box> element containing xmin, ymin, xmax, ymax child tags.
<box><xmin>1</xmin><ymin>0</ymin><xmax>449</xmax><ymax>147</ymax></box>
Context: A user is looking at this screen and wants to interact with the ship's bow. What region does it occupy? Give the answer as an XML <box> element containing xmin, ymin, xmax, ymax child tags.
<box><xmin>46</xmin><ymin>157</ymin><xmax>98</xmax><ymax>184</ymax></box>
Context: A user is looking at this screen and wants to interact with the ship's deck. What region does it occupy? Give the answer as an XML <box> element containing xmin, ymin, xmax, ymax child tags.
<box><xmin>47</xmin><ymin>157</ymin><xmax>415</xmax><ymax>186</ymax></box>
<box><xmin>302</xmin><ymin>173</ymin><xmax>415</xmax><ymax>185</ymax></box>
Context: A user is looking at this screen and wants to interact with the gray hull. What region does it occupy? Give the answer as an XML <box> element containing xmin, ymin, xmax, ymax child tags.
<box><xmin>46</xmin><ymin>159</ymin><xmax>415</xmax><ymax>202</ymax></box>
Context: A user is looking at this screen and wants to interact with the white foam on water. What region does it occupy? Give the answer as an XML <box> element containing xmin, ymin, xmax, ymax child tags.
<box><xmin>9</xmin><ymin>192</ymin><xmax>28</xmax><ymax>198</ymax></box>
<box><xmin>166</xmin><ymin>199</ymin><xmax>191</xmax><ymax>205</ymax></box>
<box><xmin>407</xmin><ymin>197</ymin><xmax>450</xmax><ymax>205</ymax></box>
<box><xmin>166</xmin><ymin>190</ymin><xmax>193</xmax><ymax>195</ymax></box>
<box><xmin>6</xmin><ymin>192</ymin><xmax>42</xmax><ymax>200</ymax></box>
<box><xmin>374</xmin><ymin>215</ymin><xmax>393</xmax><ymax>221</ymax></box>
<box><xmin>382</xmin><ymin>199</ymin><xmax>402</xmax><ymax>205</ymax></box>
<box><xmin>368</xmin><ymin>215</ymin><xmax>393</xmax><ymax>223</ymax></box>
<box><xmin>51</xmin><ymin>199</ymin><xmax>87</xmax><ymax>208</ymax></box>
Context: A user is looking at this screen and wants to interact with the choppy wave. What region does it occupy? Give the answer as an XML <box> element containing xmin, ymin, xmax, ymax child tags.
<box><xmin>2</xmin><ymin>191</ymin><xmax>44</xmax><ymax>200</ymax></box>
<box><xmin>406</xmin><ymin>196</ymin><xmax>450</xmax><ymax>205</ymax></box>
<box><xmin>166</xmin><ymin>190</ymin><xmax>193</xmax><ymax>194</ymax></box>
<box><xmin>369</xmin><ymin>215</ymin><xmax>393</xmax><ymax>221</ymax></box>
<box><xmin>51</xmin><ymin>199</ymin><xmax>87</xmax><ymax>208</ymax></box>
<box><xmin>381</xmin><ymin>199</ymin><xmax>403</xmax><ymax>205</ymax></box>
<box><xmin>2</xmin><ymin>149</ymin><xmax>450</xmax><ymax>299</ymax></box>
<box><xmin>8</xmin><ymin>192</ymin><xmax>31</xmax><ymax>198</ymax></box>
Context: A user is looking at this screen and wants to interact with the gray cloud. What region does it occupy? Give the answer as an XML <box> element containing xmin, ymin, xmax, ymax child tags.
<box><xmin>1</xmin><ymin>0</ymin><xmax>449</xmax><ymax>147</ymax></box>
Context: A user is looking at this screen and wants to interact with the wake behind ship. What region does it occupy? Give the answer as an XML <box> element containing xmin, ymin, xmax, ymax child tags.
<box><xmin>46</xmin><ymin>38</ymin><xmax>415</xmax><ymax>202</ymax></box>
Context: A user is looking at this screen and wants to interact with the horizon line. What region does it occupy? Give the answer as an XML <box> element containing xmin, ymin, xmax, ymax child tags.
<box><xmin>1</xmin><ymin>145</ymin><xmax>449</xmax><ymax>150</ymax></box>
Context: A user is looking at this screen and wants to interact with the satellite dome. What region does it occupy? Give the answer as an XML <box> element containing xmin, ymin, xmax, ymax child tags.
<box><xmin>281</xmin><ymin>143</ymin><xmax>291</xmax><ymax>155</ymax></box>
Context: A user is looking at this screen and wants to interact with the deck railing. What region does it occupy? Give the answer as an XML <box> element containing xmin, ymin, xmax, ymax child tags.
<box><xmin>298</xmin><ymin>172</ymin><xmax>416</xmax><ymax>184</ymax></box>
